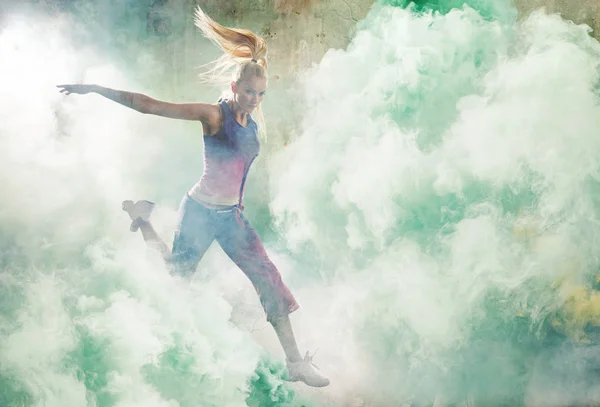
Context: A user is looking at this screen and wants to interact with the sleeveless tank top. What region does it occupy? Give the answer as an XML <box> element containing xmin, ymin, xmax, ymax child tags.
<box><xmin>188</xmin><ymin>100</ymin><xmax>260</xmax><ymax>207</ymax></box>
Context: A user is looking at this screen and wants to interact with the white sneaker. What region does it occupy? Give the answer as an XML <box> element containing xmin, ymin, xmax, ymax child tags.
<box><xmin>122</xmin><ymin>200</ymin><xmax>155</xmax><ymax>232</ymax></box>
<box><xmin>285</xmin><ymin>351</ymin><xmax>330</xmax><ymax>387</ymax></box>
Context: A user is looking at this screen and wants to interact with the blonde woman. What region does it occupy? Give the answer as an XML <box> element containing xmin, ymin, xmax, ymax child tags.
<box><xmin>57</xmin><ymin>7</ymin><xmax>329</xmax><ymax>388</ymax></box>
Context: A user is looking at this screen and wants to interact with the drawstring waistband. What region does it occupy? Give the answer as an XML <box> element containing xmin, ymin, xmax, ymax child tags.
<box><xmin>215</xmin><ymin>204</ymin><xmax>242</xmax><ymax>214</ymax></box>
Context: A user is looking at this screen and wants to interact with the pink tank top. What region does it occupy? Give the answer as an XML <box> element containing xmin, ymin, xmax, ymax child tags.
<box><xmin>188</xmin><ymin>100</ymin><xmax>260</xmax><ymax>207</ymax></box>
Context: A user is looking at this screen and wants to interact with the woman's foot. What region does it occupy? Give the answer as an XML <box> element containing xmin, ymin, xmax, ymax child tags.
<box><xmin>285</xmin><ymin>352</ymin><xmax>330</xmax><ymax>387</ymax></box>
<box><xmin>122</xmin><ymin>200</ymin><xmax>155</xmax><ymax>232</ymax></box>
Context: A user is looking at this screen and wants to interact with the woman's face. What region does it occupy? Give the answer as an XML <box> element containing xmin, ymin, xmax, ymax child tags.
<box><xmin>232</xmin><ymin>75</ymin><xmax>267</xmax><ymax>114</ymax></box>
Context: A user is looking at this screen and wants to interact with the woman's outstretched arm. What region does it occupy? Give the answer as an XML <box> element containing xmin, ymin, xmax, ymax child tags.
<box><xmin>56</xmin><ymin>84</ymin><xmax>220</xmax><ymax>123</ymax></box>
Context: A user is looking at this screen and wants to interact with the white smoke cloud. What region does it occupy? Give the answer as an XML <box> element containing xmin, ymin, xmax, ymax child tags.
<box><xmin>0</xmin><ymin>11</ymin><xmax>265</xmax><ymax>407</ymax></box>
<box><xmin>270</xmin><ymin>4</ymin><xmax>600</xmax><ymax>405</ymax></box>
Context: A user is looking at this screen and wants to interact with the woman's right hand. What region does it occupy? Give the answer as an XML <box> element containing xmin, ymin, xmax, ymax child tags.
<box><xmin>56</xmin><ymin>84</ymin><xmax>96</xmax><ymax>95</ymax></box>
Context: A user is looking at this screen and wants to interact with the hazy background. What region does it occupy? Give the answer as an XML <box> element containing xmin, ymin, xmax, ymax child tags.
<box><xmin>1</xmin><ymin>0</ymin><xmax>600</xmax><ymax>406</ymax></box>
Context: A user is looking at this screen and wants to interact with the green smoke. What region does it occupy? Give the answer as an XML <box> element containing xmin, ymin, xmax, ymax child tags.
<box><xmin>379</xmin><ymin>0</ymin><xmax>517</xmax><ymax>21</ymax></box>
<box><xmin>270</xmin><ymin>0</ymin><xmax>600</xmax><ymax>405</ymax></box>
<box><xmin>2</xmin><ymin>0</ymin><xmax>600</xmax><ymax>406</ymax></box>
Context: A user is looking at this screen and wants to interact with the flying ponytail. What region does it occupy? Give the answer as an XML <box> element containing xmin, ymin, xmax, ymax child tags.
<box><xmin>194</xmin><ymin>6</ymin><xmax>269</xmax><ymax>139</ymax></box>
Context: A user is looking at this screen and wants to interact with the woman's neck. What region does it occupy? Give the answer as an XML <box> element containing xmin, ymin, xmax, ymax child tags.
<box><xmin>228</xmin><ymin>100</ymin><xmax>248</xmax><ymax>126</ymax></box>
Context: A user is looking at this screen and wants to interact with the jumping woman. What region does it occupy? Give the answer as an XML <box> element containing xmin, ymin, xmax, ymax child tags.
<box><xmin>57</xmin><ymin>6</ymin><xmax>329</xmax><ymax>388</ymax></box>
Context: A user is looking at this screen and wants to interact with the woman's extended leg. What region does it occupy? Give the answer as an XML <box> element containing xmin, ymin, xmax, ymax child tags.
<box><xmin>270</xmin><ymin>314</ymin><xmax>303</xmax><ymax>363</ymax></box>
<box><xmin>215</xmin><ymin>209</ymin><xmax>330</xmax><ymax>387</ymax></box>
<box><xmin>122</xmin><ymin>200</ymin><xmax>171</xmax><ymax>260</ymax></box>
<box><xmin>123</xmin><ymin>196</ymin><xmax>218</xmax><ymax>278</ymax></box>
<box><xmin>271</xmin><ymin>315</ymin><xmax>329</xmax><ymax>387</ymax></box>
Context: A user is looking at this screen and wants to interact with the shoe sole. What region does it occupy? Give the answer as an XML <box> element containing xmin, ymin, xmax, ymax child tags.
<box><xmin>122</xmin><ymin>200</ymin><xmax>155</xmax><ymax>232</ymax></box>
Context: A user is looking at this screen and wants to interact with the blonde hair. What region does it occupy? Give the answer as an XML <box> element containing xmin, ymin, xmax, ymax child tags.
<box><xmin>194</xmin><ymin>6</ymin><xmax>268</xmax><ymax>138</ymax></box>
